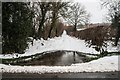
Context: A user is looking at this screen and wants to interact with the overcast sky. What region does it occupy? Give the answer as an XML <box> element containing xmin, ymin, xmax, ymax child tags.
<box><xmin>73</xmin><ymin>0</ymin><xmax>108</xmax><ymax>23</ymax></box>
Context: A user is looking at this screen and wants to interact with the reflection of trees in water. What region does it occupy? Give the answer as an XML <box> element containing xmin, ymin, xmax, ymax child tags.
<box><xmin>73</xmin><ymin>52</ymin><xmax>76</xmax><ymax>63</ymax></box>
<box><xmin>27</xmin><ymin>51</ymin><xmax>64</xmax><ymax>66</ymax></box>
<box><xmin>44</xmin><ymin>51</ymin><xmax>65</xmax><ymax>65</ymax></box>
<box><xmin>17</xmin><ymin>51</ymin><xmax>86</xmax><ymax>66</ymax></box>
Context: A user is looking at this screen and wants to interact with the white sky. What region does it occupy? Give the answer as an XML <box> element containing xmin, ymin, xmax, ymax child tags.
<box><xmin>73</xmin><ymin>0</ymin><xmax>108</xmax><ymax>23</ymax></box>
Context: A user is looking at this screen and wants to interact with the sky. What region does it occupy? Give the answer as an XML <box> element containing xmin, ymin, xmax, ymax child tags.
<box><xmin>73</xmin><ymin>0</ymin><xmax>108</xmax><ymax>23</ymax></box>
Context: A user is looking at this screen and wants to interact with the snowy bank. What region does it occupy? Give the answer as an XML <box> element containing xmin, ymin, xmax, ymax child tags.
<box><xmin>0</xmin><ymin>30</ymin><xmax>119</xmax><ymax>59</ymax></box>
<box><xmin>0</xmin><ymin>31</ymin><xmax>98</xmax><ymax>59</ymax></box>
<box><xmin>0</xmin><ymin>55</ymin><xmax>119</xmax><ymax>73</ymax></box>
<box><xmin>77</xmin><ymin>28</ymin><xmax>86</xmax><ymax>31</ymax></box>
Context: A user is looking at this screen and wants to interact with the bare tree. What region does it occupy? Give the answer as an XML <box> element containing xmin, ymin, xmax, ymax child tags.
<box><xmin>48</xmin><ymin>2</ymin><xmax>70</xmax><ymax>38</ymax></box>
<box><xmin>65</xmin><ymin>3</ymin><xmax>90</xmax><ymax>31</ymax></box>
<box><xmin>30</xmin><ymin>2</ymin><xmax>38</xmax><ymax>40</ymax></box>
<box><xmin>37</xmin><ymin>2</ymin><xmax>51</xmax><ymax>39</ymax></box>
<box><xmin>31</xmin><ymin>1</ymin><xmax>70</xmax><ymax>39</ymax></box>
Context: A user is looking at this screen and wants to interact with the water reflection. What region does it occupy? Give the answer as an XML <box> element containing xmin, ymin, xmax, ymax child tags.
<box><xmin>56</xmin><ymin>52</ymin><xmax>83</xmax><ymax>66</ymax></box>
<box><xmin>20</xmin><ymin>51</ymin><xmax>86</xmax><ymax>66</ymax></box>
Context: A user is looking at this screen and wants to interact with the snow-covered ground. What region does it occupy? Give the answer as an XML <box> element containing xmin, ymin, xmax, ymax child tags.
<box><xmin>0</xmin><ymin>30</ymin><xmax>119</xmax><ymax>73</ymax></box>
<box><xmin>77</xmin><ymin>28</ymin><xmax>86</xmax><ymax>31</ymax></box>
<box><xmin>0</xmin><ymin>55</ymin><xmax>119</xmax><ymax>73</ymax></box>
<box><xmin>106</xmin><ymin>41</ymin><xmax>120</xmax><ymax>52</ymax></box>
<box><xmin>0</xmin><ymin>30</ymin><xmax>119</xmax><ymax>59</ymax></box>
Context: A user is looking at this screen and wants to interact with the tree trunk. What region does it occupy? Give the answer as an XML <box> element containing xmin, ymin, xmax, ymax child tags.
<box><xmin>48</xmin><ymin>11</ymin><xmax>57</xmax><ymax>38</ymax></box>
<box><xmin>74</xmin><ymin>23</ymin><xmax>77</xmax><ymax>31</ymax></box>
<box><xmin>38</xmin><ymin>10</ymin><xmax>46</xmax><ymax>39</ymax></box>
<box><xmin>115</xmin><ymin>27</ymin><xmax>120</xmax><ymax>46</ymax></box>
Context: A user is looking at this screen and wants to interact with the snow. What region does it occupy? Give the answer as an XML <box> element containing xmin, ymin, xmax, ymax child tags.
<box><xmin>106</xmin><ymin>41</ymin><xmax>120</xmax><ymax>52</ymax></box>
<box><xmin>0</xmin><ymin>55</ymin><xmax>119</xmax><ymax>73</ymax></box>
<box><xmin>0</xmin><ymin>30</ymin><xmax>119</xmax><ymax>59</ymax></box>
<box><xmin>77</xmin><ymin>28</ymin><xmax>86</xmax><ymax>31</ymax></box>
<box><xmin>0</xmin><ymin>30</ymin><xmax>98</xmax><ymax>59</ymax></box>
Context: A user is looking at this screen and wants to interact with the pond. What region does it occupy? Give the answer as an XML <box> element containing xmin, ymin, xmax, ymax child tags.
<box><xmin>17</xmin><ymin>51</ymin><xmax>91</xmax><ymax>66</ymax></box>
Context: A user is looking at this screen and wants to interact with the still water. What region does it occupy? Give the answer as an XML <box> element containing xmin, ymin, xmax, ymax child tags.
<box><xmin>22</xmin><ymin>51</ymin><xmax>86</xmax><ymax>66</ymax></box>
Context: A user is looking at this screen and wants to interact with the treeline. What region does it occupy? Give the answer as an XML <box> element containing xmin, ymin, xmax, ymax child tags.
<box><xmin>31</xmin><ymin>2</ymin><xmax>89</xmax><ymax>39</ymax></box>
<box><xmin>75</xmin><ymin>25</ymin><xmax>116</xmax><ymax>53</ymax></box>
<box><xmin>2</xmin><ymin>2</ymin><xmax>89</xmax><ymax>54</ymax></box>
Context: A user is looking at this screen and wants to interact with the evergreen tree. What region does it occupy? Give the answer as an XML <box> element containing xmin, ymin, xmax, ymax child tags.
<box><xmin>2</xmin><ymin>2</ymin><xmax>33</xmax><ymax>54</ymax></box>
